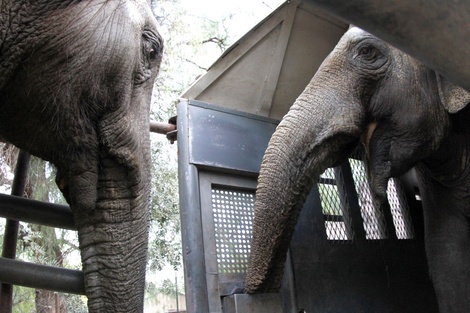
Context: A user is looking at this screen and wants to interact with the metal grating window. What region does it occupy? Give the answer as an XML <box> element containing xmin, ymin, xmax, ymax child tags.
<box><xmin>211</xmin><ymin>188</ymin><xmax>254</xmax><ymax>274</ymax></box>
<box><xmin>388</xmin><ymin>179</ymin><xmax>414</xmax><ymax>239</ymax></box>
<box><xmin>318</xmin><ymin>168</ymin><xmax>353</xmax><ymax>242</ymax></box>
<box><xmin>349</xmin><ymin>157</ymin><xmax>415</xmax><ymax>240</ymax></box>
<box><xmin>349</xmin><ymin>158</ymin><xmax>388</xmax><ymax>240</ymax></box>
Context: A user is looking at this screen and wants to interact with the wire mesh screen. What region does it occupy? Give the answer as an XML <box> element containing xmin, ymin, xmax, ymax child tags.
<box><xmin>387</xmin><ymin>179</ymin><xmax>414</xmax><ymax>239</ymax></box>
<box><xmin>211</xmin><ymin>188</ymin><xmax>255</xmax><ymax>274</ymax></box>
<box><xmin>349</xmin><ymin>158</ymin><xmax>388</xmax><ymax>240</ymax></box>
<box><xmin>318</xmin><ymin>168</ymin><xmax>354</xmax><ymax>242</ymax></box>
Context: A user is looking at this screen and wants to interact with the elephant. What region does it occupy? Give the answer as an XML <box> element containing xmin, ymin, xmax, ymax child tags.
<box><xmin>245</xmin><ymin>27</ymin><xmax>470</xmax><ymax>313</ymax></box>
<box><xmin>0</xmin><ymin>1</ymin><xmax>162</xmax><ymax>312</ymax></box>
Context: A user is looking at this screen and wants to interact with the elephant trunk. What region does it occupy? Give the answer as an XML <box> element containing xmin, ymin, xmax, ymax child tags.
<box><xmin>78</xmin><ymin>154</ymin><xmax>149</xmax><ymax>312</ymax></box>
<box><xmin>61</xmin><ymin>114</ymin><xmax>151</xmax><ymax>312</ymax></box>
<box><xmin>245</xmin><ymin>71</ymin><xmax>365</xmax><ymax>293</ymax></box>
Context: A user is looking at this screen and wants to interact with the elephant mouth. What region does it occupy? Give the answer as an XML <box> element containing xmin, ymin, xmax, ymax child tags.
<box><xmin>360</xmin><ymin>122</ymin><xmax>377</xmax><ymax>157</ymax></box>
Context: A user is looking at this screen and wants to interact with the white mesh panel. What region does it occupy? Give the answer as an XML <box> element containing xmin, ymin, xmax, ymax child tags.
<box><xmin>318</xmin><ymin>168</ymin><xmax>354</xmax><ymax>242</ymax></box>
<box><xmin>349</xmin><ymin>158</ymin><xmax>388</xmax><ymax>240</ymax></box>
<box><xmin>211</xmin><ymin>188</ymin><xmax>254</xmax><ymax>274</ymax></box>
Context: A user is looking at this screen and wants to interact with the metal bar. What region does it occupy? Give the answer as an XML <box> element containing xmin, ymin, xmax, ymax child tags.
<box><xmin>339</xmin><ymin>160</ymin><xmax>367</xmax><ymax>242</ymax></box>
<box><xmin>1</xmin><ymin>150</ymin><xmax>30</xmax><ymax>313</ymax></box>
<box><xmin>323</xmin><ymin>214</ymin><xmax>344</xmax><ymax>222</ymax></box>
<box><xmin>0</xmin><ymin>257</ymin><xmax>85</xmax><ymax>295</ymax></box>
<box><xmin>305</xmin><ymin>0</ymin><xmax>470</xmax><ymax>91</ymax></box>
<box><xmin>0</xmin><ymin>194</ymin><xmax>75</xmax><ymax>230</ymax></box>
<box><xmin>333</xmin><ymin>165</ymin><xmax>355</xmax><ymax>240</ymax></box>
<box><xmin>149</xmin><ymin>120</ymin><xmax>176</xmax><ymax>134</ymax></box>
<box><xmin>54</xmin><ymin>293</ymin><xmax>60</xmax><ymax>312</ymax></box>
<box><xmin>176</xmin><ymin>100</ymin><xmax>210</xmax><ymax>312</ymax></box>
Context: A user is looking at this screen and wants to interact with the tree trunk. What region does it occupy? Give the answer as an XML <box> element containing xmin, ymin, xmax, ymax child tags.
<box><xmin>25</xmin><ymin>158</ymin><xmax>68</xmax><ymax>313</ymax></box>
<box><xmin>35</xmin><ymin>290</ymin><xmax>67</xmax><ymax>313</ymax></box>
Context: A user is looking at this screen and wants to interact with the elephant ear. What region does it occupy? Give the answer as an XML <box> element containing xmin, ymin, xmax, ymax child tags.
<box><xmin>436</xmin><ymin>73</ymin><xmax>470</xmax><ymax>113</ymax></box>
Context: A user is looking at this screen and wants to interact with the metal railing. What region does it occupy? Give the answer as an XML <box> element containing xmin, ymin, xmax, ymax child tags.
<box><xmin>0</xmin><ymin>120</ymin><xmax>177</xmax><ymax>312</ymax></box>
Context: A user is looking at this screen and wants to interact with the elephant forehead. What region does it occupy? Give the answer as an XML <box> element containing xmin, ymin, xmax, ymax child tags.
<box><xmin>124</xmin><ymin>0</ymin><xmax>150</xmax><ymax>26</ymax></box>
<box><xmin>347</xmin><ymin>27</ymin><xmax>368</xmax><ymax>36</ymax></box>
<box><xmin>70</xmin><ymin>1</ymin><xmax>156</xmax><ymax>33</ymax></box>
<box><xmin>345</xmin><ymin>27</ymin><xmax>376</xmax><ymax>42</ymax></box>
<box><xmin>332</xmin><ymin>27</ymin><xmax>376</xmax><ymax>52</ymax></box>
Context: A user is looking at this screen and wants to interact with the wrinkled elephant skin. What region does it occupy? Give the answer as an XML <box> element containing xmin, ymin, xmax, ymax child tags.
<box><xmin>246</xmin><ymin>27</ymin><xmax>470</xmax><ymax>313</ymax></box>
<box><xmin>0</xmin><ymin>1</ymin><xmax>163</xmax><ymax>312</ymax></box>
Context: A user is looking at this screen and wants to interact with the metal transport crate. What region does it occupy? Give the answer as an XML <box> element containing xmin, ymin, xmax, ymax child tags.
<box><xmin>177</xmin><ymin>99</ymin><xmax>438</xmax><ymax>313</ymax></box>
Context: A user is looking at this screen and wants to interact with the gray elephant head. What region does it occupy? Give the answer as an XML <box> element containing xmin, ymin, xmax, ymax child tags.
<box><xmin>0</xmin><ymin>1</ymin><xmax>162</xmax><ymax>312</ymax></box>
<box><xmin>246</xmin><ymin>27</ymin><xmax>470</xmax><ymax>312</ymax></box>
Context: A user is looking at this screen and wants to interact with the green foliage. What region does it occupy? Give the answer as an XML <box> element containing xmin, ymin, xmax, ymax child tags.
<box><xmin>12</xmin><ymin>286</ymin><xmax>35</xmax><ymax>313</ymax></box>
<box><xmin>146</xmin><ymin>281</ymin><xmax>159</xmax><ymax>299</ymax></box>
<box><xmin>158</xmin><ymin>279</ymin><xmax>179</xmax><ymax>296</ymax></box>
<box><xmin>0</xmin><ymin>144</ymin><xmax>17</xmax><ymax>192</ymax></box>
<box><xmin>150</xmin><ymin>277</ymin><xmax>184</xmax><ymax>296</ymax></box>
<box><xmin>65</xmin><ymin>294</ymin><xmax>88</xmax><ymax>313</ymax></box>
<box><xmin>148</xmin><ymin>138</ymin><xmax>181</xmax><ymax>271</ymax></box>
<box><xmin>150</xmin><ymin>0</ymin><xmax>236</xmax><ymax>117</ymax></box>
<box><xmin>147</xmin><ymin>0</ymin><xmax>185</xmax><ymax>272</ymax></box>
<box><xmin>148</xmin><ymin>0</ymin><xmax>241</xmax><ymax>274</ymax></box>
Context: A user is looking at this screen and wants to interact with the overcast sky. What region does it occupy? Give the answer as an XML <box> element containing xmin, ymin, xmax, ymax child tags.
<box><xmin>179</xmin><ymin>0</ymin><xmax>285</xmax><ymax>40</ymax></box>
<box><xmin>177</xmin><ymin>0</ymin><xmax>285</xmax><ymax>68</ymax></box>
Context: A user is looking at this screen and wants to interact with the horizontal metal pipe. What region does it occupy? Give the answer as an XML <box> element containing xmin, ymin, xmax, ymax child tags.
<box><xmin>150</xmin><ymin>121</ymin><xmax>176</xmax><ymax>134</ymax></box>
<box><xmin>0</xmin><ymin>194</ymin><xmax>75</xmax><ymax>230</ymax></box>
<box><xmin>305</xmin><ymin>0</ymin><xmax>470</xmax><ymax>91</ymax></box>
<box><xmin>0</xmin><ymin>257</ymin><xmax>85</xmax><ymax>295</ymax></box>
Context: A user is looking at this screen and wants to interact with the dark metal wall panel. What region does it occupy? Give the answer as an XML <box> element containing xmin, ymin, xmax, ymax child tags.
<box><xmin>223</xmin><ymin>294</ymin><xmax>283</xmax><ymax>313</ymax></box>
<box><xmin>290</xmin><ymin>170</ymin><xmax>439</xmax><ymax>312</ymax></box>
<box><xmin>187</xmin><ymin>100</ymin><xmax>278</xmax><ymax>175</ymax></box>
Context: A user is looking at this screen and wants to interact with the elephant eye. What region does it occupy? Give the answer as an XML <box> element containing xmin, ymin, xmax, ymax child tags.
<box><xmin>135</xmin><ymin>29</ymin><xmax>163</xmax><ymax>85</ymax></box>
<box><xmin>149</xmin><ymin>48</ymin><xmax>157</xmax><ymax>60</ymax></box>
<box><xmin>354</xmin><ymin>44</ymin><xmax>383</xmax><ymax>63</ymax></box>
<box><xmin>144</xmin><ymin>43</ymin><xmax>158</xmax><ymax>61</ymax></box>
<box><xmin>142</xmin><ymin>29</ymin><xmax>163</xmax><ymax>62</ymax></box>
<box><xmin>358</xmin><ymin>46</ymin><xmax>371</xmax><ymax>56</ymax></box>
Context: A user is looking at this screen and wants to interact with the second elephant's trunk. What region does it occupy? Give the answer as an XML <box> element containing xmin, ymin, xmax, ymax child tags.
<box><xmin>245</xmin><ymin>76</ymin><xmax>365</xmax><ymax>293</ymax></box>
